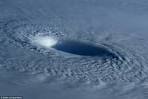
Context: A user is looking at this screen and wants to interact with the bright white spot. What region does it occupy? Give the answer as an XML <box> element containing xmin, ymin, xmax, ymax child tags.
<box><xmin>31</xmin><ymin>36</ymin><xmax>57</xmax><ymax>48</ymax></box>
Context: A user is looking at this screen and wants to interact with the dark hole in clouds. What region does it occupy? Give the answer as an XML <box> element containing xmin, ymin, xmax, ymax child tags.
<box><xmin>53</xmin><ymin>40</ymin><xmax>117</xmax><ymax>58</ymax></box>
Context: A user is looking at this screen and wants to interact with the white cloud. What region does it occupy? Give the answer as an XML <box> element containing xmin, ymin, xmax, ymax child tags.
<box><xmin>31</xmin><ymin>35</ymin><xmax>58</xmax><ymax>48</ymax></box>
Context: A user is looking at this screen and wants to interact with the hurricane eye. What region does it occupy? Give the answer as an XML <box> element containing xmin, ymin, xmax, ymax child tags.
<box><xmin>52</xmin><ymin>40</ymin><xmax>117</xmax><ymax>58</ymax></box>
